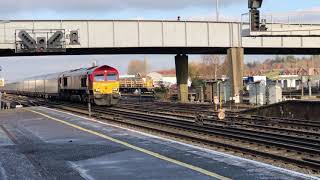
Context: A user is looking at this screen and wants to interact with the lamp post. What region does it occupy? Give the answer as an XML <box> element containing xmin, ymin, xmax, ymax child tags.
<box><xmin>0</xmin><ymin>65</ymin><xmax>2</xmax><ymax>110</ymax></box>
<box><xmin>255</xmin><ymin>82</ymin><xmax>258</xmax><ymax>105</ymax></box>
<box><xmin>86</xmin><ymin>73</ymin><xmax>92</xmax><ymax>117</ymax></box>
<box><xmin>216</xmin><ymin>0</ymin><xmax>219</xmax><ymax>21</ymax></box>
<box><xmin>0</xmin><ymin>92</ymin><xmax>2</xmax><ymax>110</ymax></box>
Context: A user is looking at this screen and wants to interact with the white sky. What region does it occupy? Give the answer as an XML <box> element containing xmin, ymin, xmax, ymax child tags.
<box><xmin>0</xmin><ymin>0</ymin><xmax>319</xmax><ymax>81</ymax></box>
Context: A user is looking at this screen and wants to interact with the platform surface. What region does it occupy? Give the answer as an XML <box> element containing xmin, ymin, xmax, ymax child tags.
<box><xmin>0</xmin><ymin>107</ymin><xmax>317</xmax><ymax>180</ymax></box>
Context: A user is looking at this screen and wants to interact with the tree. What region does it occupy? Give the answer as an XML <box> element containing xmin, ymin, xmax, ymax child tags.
<box><xmin>201</xmin><ymin>55</ymin><xmax>220</xmax><ymax>79</ymax></box>
<box><xmin>127</xmin><ymin>60</ymin><xmax>148</xmax><ymax>75</ymax></box>
<box><xmin>189</xmin><ymin>62</ymin><xmax>201</xmax><ymax>80</ymax></box>
<box><xmin>201</xmin><ymin>55</ymin><xmax>228</xmax><ymax>79</ymax></box>
<box><xmin>246</xmin><ymin>61</ymin><xmax>259</xmax><ymax>69</ymax></box>
<box><xmin>188</xmin><ymin>55</ymin><xmax>228</xmax><ymax>81</ymax></box>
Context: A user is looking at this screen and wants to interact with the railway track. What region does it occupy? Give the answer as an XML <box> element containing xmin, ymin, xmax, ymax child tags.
<box><xmin>1</xmin><ymin>94</ymin><xmax>45</xmax><ymax>108</ymax></box>
<box><xmin>47</xmin><ymin>102</ymin><xmax>320</xmax><ymax>174</ymax></box>
<box><xmin>2</xmin><ymin>94</ymin><xmax>320</xmax><ymax>174</ymax></box>
<box><xmin>118</xmin><ymin>102</ymin><xmax>320</xmax><ymax>133</ymax></box>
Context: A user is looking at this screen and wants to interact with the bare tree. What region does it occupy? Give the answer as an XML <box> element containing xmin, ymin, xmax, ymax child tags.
<box><xmin>127</xmin><ymin>60</ymin><xmax>147</xmax><ymax>75</ymax></box>
<box><xmin>201</xmin><ymin>55</ymin><xmax>226</xmax><ymax>79</ymax></box>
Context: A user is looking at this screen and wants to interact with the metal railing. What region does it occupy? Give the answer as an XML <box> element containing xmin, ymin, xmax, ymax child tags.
<box><xmin>241</xmin><ymin>11</ymin><xmax>320</xmax><ymax>36</ymax></box>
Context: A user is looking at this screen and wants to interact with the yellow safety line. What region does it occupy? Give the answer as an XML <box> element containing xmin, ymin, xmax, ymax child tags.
<box><xmin>26</xmin><ymin>108</ymin><xmax>231</xmax><ymax>180</ymax></box>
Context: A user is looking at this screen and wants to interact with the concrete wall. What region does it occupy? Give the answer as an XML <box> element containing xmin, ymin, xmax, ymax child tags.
<box><xmin>242</xmin><ymin>100</ymin><xmax>320</xmax><ymax>121</ymax></box>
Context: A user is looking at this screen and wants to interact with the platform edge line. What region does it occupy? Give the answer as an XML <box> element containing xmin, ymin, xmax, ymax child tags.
<box><xmin>26</xmin><ymin>108</ymin><xmax>231</xmax><ymax>180</ymax></box>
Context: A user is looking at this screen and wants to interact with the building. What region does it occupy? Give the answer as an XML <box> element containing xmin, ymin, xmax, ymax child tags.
<box><xmin>268</xmin><ymin>83</ymin><xmax>282</xmax><ymax>104</ymax></box>
<box><xmin>278</xmin><ymin>75</ymin><xmax>300</xmax><ymax>89</ymax></box>
<box><xmin>249</xmin><ymin>81</ymin><xmax>266</xmax><ymax>105</ymax></box>
<box><xmin>147</xmin><ymin>71</ymin><xmax>191</xmax><ymax>88</ymax></box>
<box><xmin>203</xmin><ymin>79</ymin><xmax>232</xmax><ymax>103</ymax></box>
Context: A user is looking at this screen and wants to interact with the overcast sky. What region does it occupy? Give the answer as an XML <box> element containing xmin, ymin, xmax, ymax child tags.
<box><xmin>0</xmin><ymin>0</ymin><xmax>320</xmax><ymax>82</ymax></box>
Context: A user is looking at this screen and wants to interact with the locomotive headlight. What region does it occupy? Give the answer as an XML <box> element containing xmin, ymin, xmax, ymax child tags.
<box><xmin>112</xmin><ymin>88</ymin><xmax>118</xmax><ymax>91</ymax></box>
<box><xmin>95</xmin><ymin>88</ymin><xmax>101</xmax><ymax>92</ymax></box>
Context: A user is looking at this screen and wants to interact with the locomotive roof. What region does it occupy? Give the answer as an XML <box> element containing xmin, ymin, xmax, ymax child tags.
<box><xmin>14</xmin><ymin>65</ymin><xmax>118</xmax><ymax>83</ymax></box>
<box><xmin>22</xmin><ymin>72</ymin><xmax>63</xmax><ymax>81</ymax></box>
<box><xmin>62</xmin><ymin>65</ymin><xmax>118</xmax><ymax>76</ymax></box>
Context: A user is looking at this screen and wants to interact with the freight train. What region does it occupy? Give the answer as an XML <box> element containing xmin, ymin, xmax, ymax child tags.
<box><xmin>119</xmin><ymin>74</ymin><xmax>154</xmax><ymax>94</ymax></box>
<box><xmin>0</xmin><ymin>65</ymin><xmax>120</xmax><ymax>106</ymax></box>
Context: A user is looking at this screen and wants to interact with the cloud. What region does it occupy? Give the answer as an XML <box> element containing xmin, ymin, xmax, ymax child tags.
<box><xmin>0</xmin><ymin>0</ymin><xmax>245</xmax><ymax>15</ymax></box>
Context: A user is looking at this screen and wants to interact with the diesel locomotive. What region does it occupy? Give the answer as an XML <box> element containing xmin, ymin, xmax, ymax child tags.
<box><xmin>1</xmin><ymin>65</ymin><xmax>120</xmax><ymax>106</ymax></box>
<box><xmin>119</xmin><ymin>74</ymin><xmax>154</xmax><ymax>94</ymax></box>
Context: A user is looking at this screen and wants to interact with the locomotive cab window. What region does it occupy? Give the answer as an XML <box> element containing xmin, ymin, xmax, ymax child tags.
<box><xmin>63</xmin><ymin>77</ymin><xmax>68</xmax><ymax>87</ymax></box>
<box><xmin>94</xmin><ymin>74</ymin><xmax>105</xmax><ymax>82</ymax></box>
<box><xmin>81</xmin><ymin>77</ymin><xmax>87</xmax><ymax>87</ymax></box>
<box><xmin>107</xmin><ymin>73</ymin><xmax>117</xmax><ymax>81</ymax></box>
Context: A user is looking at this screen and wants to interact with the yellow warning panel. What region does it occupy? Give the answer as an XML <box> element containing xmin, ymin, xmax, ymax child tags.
<box><xmin>0</xmin><ymin>78</ymin><xmax>4</xmax><ymax>87</ymax></box>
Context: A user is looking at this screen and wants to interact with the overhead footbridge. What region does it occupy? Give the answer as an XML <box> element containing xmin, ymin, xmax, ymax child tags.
<box><xmin>0</xmin><ymin>20</ymin><xmax>319</xmax><ymax>56</ymax></box>
<box><xmin>0</xmin><ymin>19</ymin><xmax>319</xmax><ymax>103</ymax></box>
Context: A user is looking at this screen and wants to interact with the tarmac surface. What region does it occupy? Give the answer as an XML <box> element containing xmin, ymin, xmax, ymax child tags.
<box><xmin>0</xmin><ymin>107</ymin><xmax>318</xmax><ymax>180</ymax></box>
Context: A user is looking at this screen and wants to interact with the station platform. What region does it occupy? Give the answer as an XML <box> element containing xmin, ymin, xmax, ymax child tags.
<box><xmin>0</xmin><ymin>107</ymin><xmax>317</xmax><ymax>180</ymax></box>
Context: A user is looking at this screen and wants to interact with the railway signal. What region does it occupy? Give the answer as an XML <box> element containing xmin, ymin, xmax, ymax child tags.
<box><xmin>214</xmin><ymin>96</ymin><xmax>219</xmax><ymax>111</ymax></box>
<box><xmin>217</xmin><ymin>109</ymin><xmax>225</xmax><ymax>120</ymax></box>
<box><xmin>69</xmin><ymin>30</ymin><xmax>79</xmax><ymax>45</ymax></box>
<box><xmin>17</xmin><ymin>30</ymin><xmax>66</xmax><ymax>53</ymax></box>
<box><xmin>47</xmin><ymin>31</ymin><xmax>64</xmax><ymax>49</ymax></box>
<box><xmin>36</xmin><ymin>37</ymin><xmax>47</xmax><ymax>52</ymax></box>
<box><xmin>18</xmin><ymin>30</ymin><xmax>36</xmax><ymax>49</ymax></box>
<box><xmin>248</xmin><ymin>0</ymin><xmax>263</xmax><ymax>9</ymax></box>
<box><xmin>248</xmin><ymin>0</ymin><xmax>263</xmax><ymax>31</ymax></box>
<box><xmin>250</xmin><ymin>9</ymin><xmax>260</xmax><ymax>31</ymax></box>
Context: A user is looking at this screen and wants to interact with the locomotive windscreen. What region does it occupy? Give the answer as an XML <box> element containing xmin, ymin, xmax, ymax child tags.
<box><xmin>107</xmin><ymin>73</ymin><xmax>117</xmax><ymax>81</ymax></box>
<box><xmin>94</xmin><ymin>74</ymin><xmax>105</xmax><ymax>82</ymax></box>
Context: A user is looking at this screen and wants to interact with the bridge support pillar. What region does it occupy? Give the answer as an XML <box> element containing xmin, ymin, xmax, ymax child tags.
<box><xmin>175</xmin><ymin>54</ymin><xmax>189</xmax><ymax>103</ymax></box>
<box><xmin>227</xmin><ymin>47</ymin><xmax>244</xmax><ymax>103</ymax></box>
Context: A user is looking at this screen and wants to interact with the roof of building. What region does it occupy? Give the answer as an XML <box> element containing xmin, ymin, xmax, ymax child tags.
<box><xmin>156</xmin><ymin>70</ymin><xmax>176</xmax><ymax>76</ymax></box>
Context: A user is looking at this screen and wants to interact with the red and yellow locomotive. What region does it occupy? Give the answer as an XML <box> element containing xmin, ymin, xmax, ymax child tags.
<box><xmin>1</xmin><ymin>65</ymin><xmax>120</xmax><ymax>106</ymax></box>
